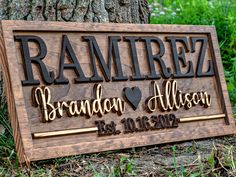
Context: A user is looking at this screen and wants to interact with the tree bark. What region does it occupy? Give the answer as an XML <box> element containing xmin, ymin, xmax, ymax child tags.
<box><xmin>0</xmin><ymin>0</ymin><xmax>149</xmax><ymax>23</ymax></box>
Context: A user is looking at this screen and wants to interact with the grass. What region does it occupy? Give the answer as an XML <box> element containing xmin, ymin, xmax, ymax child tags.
<box><xmin>164</xmin><ymin>143</ymin><xmax>236</xmax><ymax>176</ymax></box>
<box><xmin>0</xmin><ymin>74</ymin><xmax>20</xmax><ymax>176</ymax></box>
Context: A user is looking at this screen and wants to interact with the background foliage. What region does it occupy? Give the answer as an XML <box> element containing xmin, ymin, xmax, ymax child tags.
<box><xmin>149</xmin><ymin>0</ymin><xmax>236</xmax><ymax>114</ymax></box>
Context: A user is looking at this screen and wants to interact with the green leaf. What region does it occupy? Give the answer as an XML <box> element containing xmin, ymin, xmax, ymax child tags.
<box><xmin>189</xmin><ymin>173</ymin><xmax>201</xmax><ymax>177</ymax></box>
<box><xmin>119</xmin><ymin>156</ymin><xmax>127</xmax><ymax>164</ymax></box>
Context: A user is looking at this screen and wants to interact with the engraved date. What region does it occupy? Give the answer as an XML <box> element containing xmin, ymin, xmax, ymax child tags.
<box><xmin>121</xmin><ymin>114</ymin><xmax>179</xmax><ymax>134</ymax></box>
<box><xmin>95</xmin><ymin>114</ymin><xmax>180</xmax><ymax>136</ymax></box>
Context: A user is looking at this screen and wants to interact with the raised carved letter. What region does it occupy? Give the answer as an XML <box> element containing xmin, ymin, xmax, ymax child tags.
<box><xmin>190</xmin><ymin>37</ymin><xmax>214</xmax><ymax>77</ymax></box>
<box><xmin>141</xmin><ymin>37</ymin><xmax>172</xmax><ymax>79</ymax></box>
<box><xmin>55</xmin><ymin>35</ymin><xmax>89</xmax><ymax>84</ymax></box>
<box><xmin>15</xmin><ymin>35</ymin><xmax>54</xmax><ymax>85</ymax></box>
<box><xmin>166</xmin><ymin>37</ymin><xmax>194</xmax><ymax>78</ymax></box>
<box><xmin>83</xmin><ymin>36</ymin><xmax>128</xmax><ymax>82</ymax></box>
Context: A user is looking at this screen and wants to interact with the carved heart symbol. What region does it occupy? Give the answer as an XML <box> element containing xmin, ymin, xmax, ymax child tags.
<box><xmin>123</xmin><ymin>87</ymin><xmax>142</xmax><ymax>110</ymax></box>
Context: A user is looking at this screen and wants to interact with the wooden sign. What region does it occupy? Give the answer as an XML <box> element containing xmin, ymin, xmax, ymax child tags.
<box><xmin>0</xmin><ymin>20</ymin><xmax>235</xmax><ymax>163</ymax></box>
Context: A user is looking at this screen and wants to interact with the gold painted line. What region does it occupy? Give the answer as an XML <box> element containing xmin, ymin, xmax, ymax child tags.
<box><xmin>180</xmin><ymin>114</ymin><xmax>225</xmax><ymax>123</ymax></box>
<box><xmin>32</xmin><ymin>114</ymin><xmax>225</xmax><ymax>138</ymax></box>
<box><xmin>32</xmin><ymin>127</ymin><xmax>98</xmax><ymax>138</ymax></box>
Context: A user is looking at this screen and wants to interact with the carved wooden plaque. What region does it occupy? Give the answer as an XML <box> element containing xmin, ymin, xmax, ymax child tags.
<box><xmin>0</xmin><ymin>20</ymin><xmax>235</xmax><ymax>163</ymax></box>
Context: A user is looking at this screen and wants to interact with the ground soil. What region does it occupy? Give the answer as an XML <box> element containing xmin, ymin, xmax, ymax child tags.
<box><xmin>17</xmin><ymin>135</ymin><xmax>236</xmax><ymax>177</ymax></box>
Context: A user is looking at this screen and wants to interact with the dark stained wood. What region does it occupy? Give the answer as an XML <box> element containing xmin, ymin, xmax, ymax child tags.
<box><xmin>123</xmin><ymin>87</ymin><xmax>142</xmax><ymax>110</ymax></box>
<box><xmin>0</xmin><ymin>20</ymin><xmax>235</xmax><ymax>163</ymax></box>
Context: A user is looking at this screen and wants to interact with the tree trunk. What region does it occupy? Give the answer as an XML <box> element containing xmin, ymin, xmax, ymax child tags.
<box><xmin>0</xmin><ymin>0</ymin><xmax>149</xmax><ymax>23</ymax></box>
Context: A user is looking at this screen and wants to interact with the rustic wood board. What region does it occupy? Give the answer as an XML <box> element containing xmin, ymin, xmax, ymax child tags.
<box><xmin>0</xmin><ymin>20</ymin><xmax>235</xmax><ymax>163</ymax></box>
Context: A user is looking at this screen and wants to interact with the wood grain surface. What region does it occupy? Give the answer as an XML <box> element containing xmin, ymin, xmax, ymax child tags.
<box><xmin>0</xmin><ymin>20</ymin><xmax>235</xmax><ymax>163</ymax></box>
